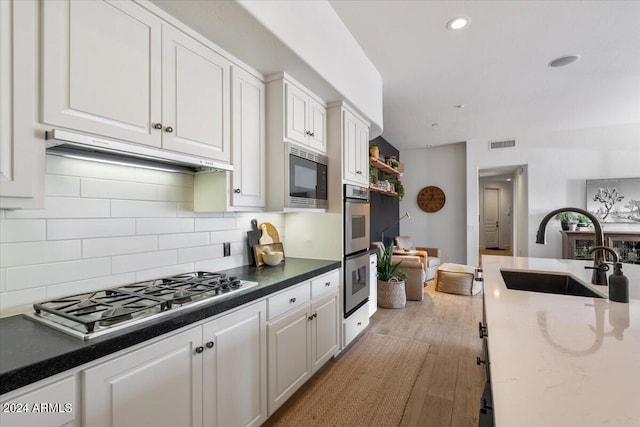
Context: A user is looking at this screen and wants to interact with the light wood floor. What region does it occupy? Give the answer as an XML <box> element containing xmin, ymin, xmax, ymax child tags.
<box><xmin>264</xmin><ymin>282</ymin><xmax>485</xmax><ymax>426</ymax></box>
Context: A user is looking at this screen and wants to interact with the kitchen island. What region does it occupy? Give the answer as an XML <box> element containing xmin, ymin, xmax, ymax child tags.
<box><xmin>482</xmin><ymin>256</ymin><xmax>640</xmax><ymax>426</ymax></box>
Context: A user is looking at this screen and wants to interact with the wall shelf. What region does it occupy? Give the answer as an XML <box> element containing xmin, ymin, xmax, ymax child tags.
<box><xmin>369</xmin><ymin>185</ymin><xmax>397</xmax><ymax>196</ymax></box>
<box><xmin>369</xmin><ymin>157</ymin><xmax>400</xmax><ymax>175</ymax></box>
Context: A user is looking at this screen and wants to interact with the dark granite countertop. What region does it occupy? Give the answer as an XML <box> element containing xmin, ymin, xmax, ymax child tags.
<box><xmin>0</xmin><ymin>258</ymin><xmax>340</xmax><ymax>395</ymax></box>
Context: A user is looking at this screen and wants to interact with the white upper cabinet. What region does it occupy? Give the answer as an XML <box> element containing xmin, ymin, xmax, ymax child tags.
<box><xmin>342</xmin><ymin>107</ymin><xmax>370</xmax><ymax>186</ymax></box>
<box><xmin>42</xmin><ymin>0</ymin><xmax>231</xmax><ymax>163</ymax></box>
<box><xmin>0</xmin><ymin>0</ymin><xmax>44</xmax><ymax>209</ymax></box>
<box><xmin>42</xmin><ymin>0</ymin><xmax>162</xmax><ymax>147</ymax></box>
<box><xmin>230</xmin><ymin>66</ymin><xmax>265</xmax><ymax>208</ymax></box>
<box><xmin>162</xmin><ymin>25</ymin><xmax>230</xmax><ymax>161</ymax></box>
<box><xmin>278</xmin><ymin>76</ymin><xmax>327</xmax><ymax>153</ymax></box>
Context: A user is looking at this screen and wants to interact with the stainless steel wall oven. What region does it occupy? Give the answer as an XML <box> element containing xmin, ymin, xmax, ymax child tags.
<box><xmin>343</xmin><ymin>184</ymin><xmax>370</xmax><ymax>317</ymax></box>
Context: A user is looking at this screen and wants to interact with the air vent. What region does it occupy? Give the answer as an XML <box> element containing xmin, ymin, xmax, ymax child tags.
<box><xmin>489</xmin><ymin>139</ymin><xmax>516</xmax><ymax>150</ymax></box>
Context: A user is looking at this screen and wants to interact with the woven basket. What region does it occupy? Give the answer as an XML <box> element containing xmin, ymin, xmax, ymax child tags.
<box><xmin>377</xmin><ymin>279</ymin><xmax>406</xmax><ymax>309</ymax></box>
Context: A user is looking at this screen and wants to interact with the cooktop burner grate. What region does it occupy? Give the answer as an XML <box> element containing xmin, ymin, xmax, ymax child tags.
<box><xmin>25</xmin><ymin>271</ymin><xmax>258</xmax><ymax>340</ymax></box>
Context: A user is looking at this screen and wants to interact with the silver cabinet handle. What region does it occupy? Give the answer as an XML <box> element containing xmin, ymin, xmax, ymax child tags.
<box><xmin>165</xmin><ymin>126</ymin><xmax>174</xmax><ymax>133</ymax></box>
<box><xmin>206</xmin><ymin>341</ymin><xmax>214</xmax><ymax>349</ymax></box>
<box><xmin>195</xmin><ymin>346</ymin><xmax>204</xmax><ymax>354</ymax></box>
<box><xmin>234</xmin><ymin>188</ymin><xmax>241</xmax><ymax>194</ymax></box>
<box><xmin>153</xmin><ymin>123</ymin><xmax>162</xmax><ymax>130</ymax></box>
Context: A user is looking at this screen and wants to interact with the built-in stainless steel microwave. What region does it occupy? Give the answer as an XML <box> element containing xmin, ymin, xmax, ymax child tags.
<box><xmin>286</xmin><ymin>144</ymin><xmax>328</xmax><ymax>209</ymax></box>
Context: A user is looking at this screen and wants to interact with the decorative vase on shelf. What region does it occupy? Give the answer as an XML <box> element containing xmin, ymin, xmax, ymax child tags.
<box><xmin>369</xmin><ymin>146</ymin><xmax>379</xmax><ymax>160</ymax></box>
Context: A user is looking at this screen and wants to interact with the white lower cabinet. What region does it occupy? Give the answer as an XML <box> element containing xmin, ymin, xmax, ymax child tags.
<box><xmin>83</xmin><ymin>301</ymin><xmax>266</xmax><ymax>427</ymax></box>
<box><xmin>0</xmin><ymin>375</ymin><xmax>78</xmax><ymax>427</ymax></box>
<box><xmin>267</xmin><ymin>270</ymin><xmax>340</xmax><ymax>415</ymax></box>
<box><xmin>343</xmin><ymin>303</ymin><xmax>370</xmax><ymax>348</ymax></box>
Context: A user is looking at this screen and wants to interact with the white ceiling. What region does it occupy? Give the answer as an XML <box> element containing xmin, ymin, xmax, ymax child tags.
<box><xmin>329</xmin><ymin>0</ymin><xmax>640</xmax><ymax>149</ymax></box>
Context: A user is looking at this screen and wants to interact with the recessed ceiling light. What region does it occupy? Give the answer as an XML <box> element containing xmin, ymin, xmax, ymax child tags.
<box><xmin>431</xmin><ymin>123</ymin><xmax>440</xmax><ymax>127</ymax></box>
<box><xmin>455</xmin><ymin>104</ymin><xmax>465</xmax><ymax>109</ymax></box>
<box><xmin>426</xmin><ymin>144</ymin><xmax>434</xmax><ymax>148</ymax></box>
<box><xmin>447</xmin><ymin>17</ymin><xmax>469</xmax><ymax>30</ymax></box>
<box><xmin>548</xmin><ymin>55</ymin><xmax>581</xmax><ymax>67</ymax></box>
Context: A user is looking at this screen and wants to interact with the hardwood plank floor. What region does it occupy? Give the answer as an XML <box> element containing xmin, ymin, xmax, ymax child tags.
<box><xmin>264</xmin><ymin>282</ymin><xmax>485</xmax><ymax>426</ymax></box>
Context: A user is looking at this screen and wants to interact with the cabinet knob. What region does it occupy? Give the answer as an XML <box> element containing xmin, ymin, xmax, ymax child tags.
<box><xmin>206</xmin><ymin>341</ymin><xmax>214</xmax><ymax>349</ymax></box>
<box><xmin>234</xmin><ymin>188</ymin><xmax>241</xmax><ymax>194</ymax></box>
<box><xmin>195</xmin><ymin>346</ymin><xmax>204</xmax><ymax>354</ymax></box>
<box><xmin>153</xmin><ymin>123</ymin><xmax>162</xmax><ymax>130</ymax></box>
<box><xmin>305</xmin><ymin>131</ymin><xmax>311</xmax><ymax>136</ymax></box>
<box><xmin>476</xmin><ymin>356</ymin><xmax>487</xmax><ymax>366</ymax></box>
<box><xmin>325</xmin><ymin>281</ymin><xmax>331</xmax><ymax>287</ymax></box>
<box><xmin>308</xmin><ymin>314</ymin><xmax>314</xmax><ymax>321</ymax></box>
<box><xmin>356</xmin><ymin>170</ymin><xmax>362</xmax><ymax>175</ymax></box>
<box><xmin>357</xmin><ymin>322</ymin><xmax>362</xmax><ymax>326</ymax></box>
<box><xmin>290</xmin><ymin>297</ymin><xmax>297</xmax><ymax>303</ymax></box>
<box><xmin>310</xmin><ymin>132</ymin><xmax>315</xmax><ymax>137</ymax></box>
<box><xmin>165</xmin><ymin>126</ymin><xmax>174</xmax><ymax>133</ymax></box>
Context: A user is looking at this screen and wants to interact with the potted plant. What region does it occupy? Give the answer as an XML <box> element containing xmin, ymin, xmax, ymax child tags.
<box><xmin>370</xmin><ymin>167</ymin><xmax>379</xmax><ymax>184</ymax></box>
<box><xmin>555</xmin><ymin>212</ymin><xmax>577</xmax><ymax>231</ymax></box>
<box><xmin>369</xmin><ymin>144</ymin><xmax>379</xmax><ymax>160</ymax></box>
<box><xmin>576</xmin><ymin>214</ymin><xmax>591</xmax><ymax>230</ymax></box>
<box><xmin>377</xmin><ymin>244</ymin><xmax>408</xmax><ymax>309</ymax></box>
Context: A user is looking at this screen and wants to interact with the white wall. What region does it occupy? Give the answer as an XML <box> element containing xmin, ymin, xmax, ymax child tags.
<box><xmin>399</xmin><ymin>142</ymin><xmax>467</xmax><ymax>264</ymax></box>
<box><xmin>0</xmin><ymin>156</ymin><xmax>285</xmax><ymax>316</ymax></box>
<box><xmin>467</xmin><ymin>122</ymin><xmax>640</xmax><ymax>266</ymax></box>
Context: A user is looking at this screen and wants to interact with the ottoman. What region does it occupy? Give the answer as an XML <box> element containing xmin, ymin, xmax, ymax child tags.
<box><xmin>435</xmin><ymin>263</ymin><xmax>483</xmax><ymax>296</ymax></box>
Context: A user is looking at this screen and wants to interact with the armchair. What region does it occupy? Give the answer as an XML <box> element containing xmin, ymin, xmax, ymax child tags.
<box><xmin>371</xmin><ymin>241</ymin><xmax>426</xmax><ymax>301</ymax></box>
<box><xmin>394</xmin><ymin>236</ymin><xmax>442</xmax><ymax>281</ymax></box>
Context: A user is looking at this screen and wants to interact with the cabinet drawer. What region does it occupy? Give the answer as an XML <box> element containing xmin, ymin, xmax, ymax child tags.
<box><xmin>343</xmin><ymin>303</ymin><xmax>369</xmax><ymax>347</ymax></box>
<box><xmin>311</xmin><ymin>270</ymin><xmax>339</xmax><ymax>299</ymax></box>
<box><xmin>0</xmin><ymin>375</ymin><xmax>76</xmax><ymax>427</ymax></box>
<box><xmin>268</xmin><ymin>282</ymin><xmax>311</xmax><ymax>321</ymax></box>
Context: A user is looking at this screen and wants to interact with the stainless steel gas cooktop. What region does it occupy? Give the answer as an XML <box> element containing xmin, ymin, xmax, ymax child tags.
<box><xmin>23</xmin><ymin>272</ymin><xmax>258</xmax><ymax>340</ymax></box>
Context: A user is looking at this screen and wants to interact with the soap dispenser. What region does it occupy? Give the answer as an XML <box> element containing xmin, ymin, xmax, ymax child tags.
<box><xmin>609</xmin><ymin>262</ymin><xmax>629</xmax><ymax>303</ymax></box>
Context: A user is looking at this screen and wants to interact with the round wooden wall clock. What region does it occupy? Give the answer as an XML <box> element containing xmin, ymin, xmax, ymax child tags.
<box><xmin>417</xmin><ymin>186</ymin><xmax>446</xmax><ymax>212</ymax></box>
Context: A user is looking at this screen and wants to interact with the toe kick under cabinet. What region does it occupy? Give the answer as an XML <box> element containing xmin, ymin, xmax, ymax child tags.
<box><xmin>267</xmin><ymin>270</ymin><xmax>340</xmax><ymax>415</ymax></box>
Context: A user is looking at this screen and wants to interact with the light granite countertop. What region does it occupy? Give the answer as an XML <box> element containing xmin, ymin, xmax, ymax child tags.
<box><xmin>481</xmin><ymin>255</ymin><xmax>640</xmax><ymax>427</ymax></box>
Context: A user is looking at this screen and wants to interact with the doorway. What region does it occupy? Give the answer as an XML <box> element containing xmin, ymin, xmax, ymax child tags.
<box><xmin>478</xmin><ymin>165</ymin><xmax>527</xmax><ymax>261</ymax></box>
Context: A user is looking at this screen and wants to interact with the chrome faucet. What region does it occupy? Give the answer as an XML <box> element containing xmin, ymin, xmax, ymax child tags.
<box><xmin>536</xmin><ymin>207</ymin><xmax>607</xmax><ymax>285</ymax></box>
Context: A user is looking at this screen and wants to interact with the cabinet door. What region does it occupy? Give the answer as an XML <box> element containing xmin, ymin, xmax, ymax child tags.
<box><xmin>202</xmin><ymin>301</ymin><xmax>267</xmax><ymax>427</ymax></box>
<box><xmin>369</xmin><ymin>253</ymin><xmax>378</xmax><ymax>317</ymax></box>
<box><xmin>343</xmin><ymin>109</ymin><xmax>364</xmax><ymax>185</ymax></box>
<box><xmin>267</xmin><ymin>305</ymin><xmax>312</xmax><ymax>415</ymax></box>
<box><xmin>83</xmin><ymin>328</ymin><xmax>203</xmax><ymax>427</ymax></box>
<box><xmin>311</xmin><ymin>291</ymin><xmax>339</xmax><ymax>373</ymax></box>
<box><xmin>356</xmin><ymin>119</ymin><xmax>370</xmax><ymax>184</ymax></box>
<box><xmin>0</xmin><ymin>0</ymin><xmax>43</xmax><ymax>209</ymax></box>
<box><xmin>230</xmin><ymin>67</ymin><xmax>265</xmax><ymax>208</ymax></box>
<box><xmin>307</xmin><ymin>97</ymin><xmax>327</xmax><ymax>153</ymax></box>
<box><xmin>284</xmin><ymin>83</ymin><xmax>309</xmax><ymax>145</ymax></box>
<box><xmin>162</xmin><ymin>25</ymin><xmax>230</xmax><ymax>161</ymax></box>
<box><xmin>42</xmin><ymin>0</ymin><xmax>162</xmax><ymax>147</ymax></box>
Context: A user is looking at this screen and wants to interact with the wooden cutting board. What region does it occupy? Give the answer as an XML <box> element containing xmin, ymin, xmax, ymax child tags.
<box><xmin>258</xmin><ymin>222</ymin><xmax>280</xmax><ymax>243</ymax></box>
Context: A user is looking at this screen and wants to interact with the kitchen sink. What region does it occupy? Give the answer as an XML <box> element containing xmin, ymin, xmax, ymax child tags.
<box><xmin>500</xmin><ymin>270</ymin><xmax>603</xmax><ymax>298</ymax></box>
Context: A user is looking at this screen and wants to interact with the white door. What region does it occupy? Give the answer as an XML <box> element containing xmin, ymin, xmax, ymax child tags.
<box><xmin>83</xmin><ymin>327</ymin><xmax>203</xmax><ymax>427</ymax></box>
<box><xmin>42</xmin><ymin>0</ymin><xmax>162</xmax><ymax>147</ymax></box>
<box><xmin>162</xmin><ymin>25</ymin><xmax>230</xmax><ymax>161</ymax></box>
<box><xmin>483</xmin><ymin>187</ymin><xmax>500</xmax><ymax>249</ymax></box>
<box><xmin>285</xmin><ymin>83</ymin><xmax>309</xmax><ymax>145</ymax></box>
<box><xmin>311</xmin><ymin>292</ymin><xmax>339</xmax><ymax>373</ymax></box>
<box><xmin>267</xmin><ymin>305</ymin><xmax>312</xmax><ymax>415</ymax></box>
<box><xmin>203</xmin><ymin>302</ymin><xmax>266</xmax><ymax>427</ymax></box>
<box><xmin>307</xmin><ymin>97</ymin><xmax>327</xmax><ymax>153</ymax></box>
<box><xmin>230</xmin><ymin>67</ymin><xmax>265</xmax><ymax>208</ymax></box>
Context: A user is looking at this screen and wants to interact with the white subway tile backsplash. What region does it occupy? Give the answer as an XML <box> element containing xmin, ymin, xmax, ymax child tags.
<box><xmin>0</xmin><ymin>287</ymin><xmax>47</xmax><ymax>317</ymax></box>
<box><xmin>46</xmin><ymin>273</ymin><xmax>136</xmax><ymax>300</ymax></box>
<box><xmin>111</xmin><ymin>200</ymin><xmax>177</xmax><ymax>217</ymax></box>
<box><xmin>48</xmin><ymin>219</ymin><xmax>136</xmax><ymax>240</ymax></box>
<box><xmin>195</xmin><ymin>217</ymin><xmax>237</xmax><ymax>232</ymax></box>
<box><xmin>1</xmin><ymin>156</ymin><xmax>285</xmax><ymax>314</ymax></box>
<box><xmin>0</xmin><ymin>241</ymin><xmax>81</xmax><ymax>268</ymax></box>
<box><xmin>6</xmin><ymin>257</ymin><xmax>111</xmax><ymax>291</ymax></box>
<box><xmin>46</xmin><ymin>175</ymin><xmax>81</xmax><ymax>197</ymax></box>
<box><xmin>46</xmin><ymin>155</ymin><xmax>137</xmax><ymax>181</ymax></box>
<box><xmin>111</xmin><ymin>250</ymin><xmax>177</xmax><ymax>274</ymax></box>
<box><xmin>178</xmin><ymin>244</ymin><xmax>221</xmax><ymax>264</ymax></box>
<box><xmin>82</xmin><ymin>178</ymin><xmax>157</xmax><ymax>200</ymax></box>
<box><xmin>5</xmin><ymin>197</ymin><xmax>110</xmax><ymax>219</ymax></box>
<box><xmin>135</xmin><ymin>263</ymin><xmax>195</xmax><ymax>282</ymax></box>
<box><xmin>0</xmin><ymin>219</ymin><xmax>46</xmax><ymax>242</ymax></box>
<box><xmin>159</xmin><ymin>232</ymin><xmax>209</xmax><ymax>250</ymax></box>
<box><xmin>135</xmin><ymin>168</ymin><xmax>193</xmax><ymax>187</ymax></box>
<box><xmin>83</xmin><ymin>235</ymin><xmax>158</xmax><ymax>258</ymax></box>
<box><xmin>136</xmin><ymin>218</ymin><xmax>194</xmax><ymax>235</ymax></box>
